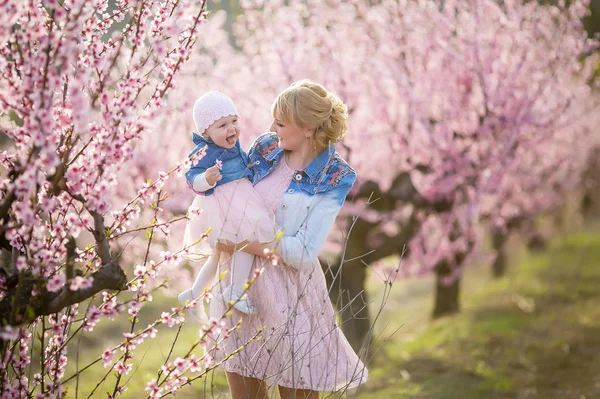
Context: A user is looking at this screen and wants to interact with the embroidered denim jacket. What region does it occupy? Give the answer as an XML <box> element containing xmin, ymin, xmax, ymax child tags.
<box><xmin>185</xmin><ymin>133</ymin><xmax>252</xmax><ymax>196</ymax></box>
<box><xmin>248</xmin><ymin>132</ymin><xmax>356</xmax><ymax>270</ymax></box>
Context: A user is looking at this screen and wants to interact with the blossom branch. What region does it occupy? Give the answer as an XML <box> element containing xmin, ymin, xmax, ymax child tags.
<box><xmin>0</xmin><ymin>211</ymin><xmax>127</xmax><ymax>326</ymax></box>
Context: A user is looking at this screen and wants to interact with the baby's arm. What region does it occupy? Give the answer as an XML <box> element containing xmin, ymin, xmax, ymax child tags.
<box><xmin>189</xmin><ymin>165</ymin><xmax>222</xmax><ymax>193</ymax></box>
<box><xmin>186</xmin><ymin>144</ymin><xmax>223</xmax><ymax>196</ymax></box>
<box><xmin>190</xmin><ymin>172</ymin><xmax>216</xmax><ymax>192</ymax></box>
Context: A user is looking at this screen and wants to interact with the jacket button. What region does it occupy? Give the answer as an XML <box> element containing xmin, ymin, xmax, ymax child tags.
<box><xmin>295</xmin><ymin>173</ymin><xmax>302</xmax><ymax>181</ymax></box>
<box><xmin>287</xmin><ymin>189</ymin><xmax>294</xmax><ymax>194</ymax></box>
<box><xmin>254</xmin><ymin>160</ymin><xmax>260</xmax><ymax>165</ymax></box>
<box><xmin>282</xmin><ymin>203</ymin><xmax>287</xmax><ymax>209</ymax></box>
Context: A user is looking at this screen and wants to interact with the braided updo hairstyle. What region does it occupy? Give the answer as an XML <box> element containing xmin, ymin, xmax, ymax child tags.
<box><xmin>271</xmin><ymin>79</ymin><xmax>348</xmax><ymax>152</ymax></box>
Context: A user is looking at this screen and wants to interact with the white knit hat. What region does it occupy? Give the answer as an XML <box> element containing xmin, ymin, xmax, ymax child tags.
<box><xmin>192</xmin><ymin>91</ymin><xmax>239</xmax><ymax>134</ymax></box>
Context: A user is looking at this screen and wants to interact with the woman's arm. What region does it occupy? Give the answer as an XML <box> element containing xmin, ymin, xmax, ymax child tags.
<box><xmin>217</xmin><ymin>174</ymin><xmax>356</xmax><ymax>269</ymax></box>
<box><xmin>277</xmin><ymin>189</ymin><xmax>347</xmax><ymax>270</ymax></box>
<box><xmin>215</xmin><ymin>239</ymin><xmax>274</xmax><ymax>257</ymax></box>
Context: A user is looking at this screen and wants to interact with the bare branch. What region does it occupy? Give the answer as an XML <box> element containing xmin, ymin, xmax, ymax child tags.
<box><xmin>90</xmin><ymin>210</ymin><xmax>112</xmax><ymax>264</ymax></box>
<box><xmin>65</xmin><ymin>237</ymin><xmax>76</xmax><ymax>281</ymax></box>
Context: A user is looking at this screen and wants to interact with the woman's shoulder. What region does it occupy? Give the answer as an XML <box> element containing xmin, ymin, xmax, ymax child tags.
<box><xmin>250</xmin><ymin>132</ymin><xmax>280</xmax><ymax>158</ymax></box>
<box><xmin>319</xmin><ymin>152</ymin><xmax>356</xmax><ymax>189</ymax></box>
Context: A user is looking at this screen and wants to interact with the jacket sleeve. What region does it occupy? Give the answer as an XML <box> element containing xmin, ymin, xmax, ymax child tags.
<box><xmin>185</xmin><ymin>164</ymin><xmax>214</xmax><ymax>195</ymax></box>
<box><xmin>185</xmin><ymin>142</ymin><xmax>216</xmax><ymax>195</ymax></box>
<box><xmin>279</xmin><ymin>173</ymin><xmax>356</xmax><ymax>270</ymax></box>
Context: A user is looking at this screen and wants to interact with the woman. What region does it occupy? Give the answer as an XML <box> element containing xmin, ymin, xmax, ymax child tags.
<box><xmin>211</xmin><ymin>79</ymin><xmax>368</xmax><ymax>399</ymax></box>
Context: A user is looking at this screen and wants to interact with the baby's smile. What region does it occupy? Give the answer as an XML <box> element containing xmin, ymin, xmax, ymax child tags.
<box><xmin>226</xmin><ymin>133</ymin><xmax>237</xmax><ymax>145</ymax></box>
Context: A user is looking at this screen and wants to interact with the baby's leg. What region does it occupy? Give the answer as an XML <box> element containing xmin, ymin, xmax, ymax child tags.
<box><xmin>230</xmin><ymin>251</ymin><xmax>255</xmax><ymax>294</ymax></box>
<box><xmin>179</xmin><ymin>252</ymin><xmax>220</xmax><ymax>304</ymax></box>
<box><xmin>191</xmin><ymin>251</ymin><xmax>220</xmax><ymax>297</ymax></box>
<box><xmin>222</xmin><ymin>251</ymin><xmax>256</xmax><ymax>314</ymax></box>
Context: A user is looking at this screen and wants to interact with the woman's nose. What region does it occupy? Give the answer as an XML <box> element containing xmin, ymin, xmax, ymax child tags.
<box><xmin>269</xmin><ymin>121</ymin><xmax>276</xmax><ymax>131</ymax></box>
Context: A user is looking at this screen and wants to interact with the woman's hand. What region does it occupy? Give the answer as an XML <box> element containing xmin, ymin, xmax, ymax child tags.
<box><xmin>216</xmin><ymin>239</ymin><xmax>278</xmax><ymax>258</ymax></box>
<box><xmin>215</xmin><ymin>239</ymin><xmax>237</xmax><ymax>253</ymax></box>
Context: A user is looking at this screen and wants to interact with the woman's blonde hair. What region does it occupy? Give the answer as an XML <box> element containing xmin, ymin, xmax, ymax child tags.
<box><xmin>271</xmin><ymin>80</ymin><xmax>348</xmax><ymax>151</ymax></box>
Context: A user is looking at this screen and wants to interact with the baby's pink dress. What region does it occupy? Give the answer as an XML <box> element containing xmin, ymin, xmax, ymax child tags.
<box><xmin>209</xmin><ymin>159</ymin><xmax>368</xmax><ymax>391</ymax></box>
<box><xmin>183</xmin><ymin>178</ymin><xmax>276</xmax><ymax>259</ymax></box>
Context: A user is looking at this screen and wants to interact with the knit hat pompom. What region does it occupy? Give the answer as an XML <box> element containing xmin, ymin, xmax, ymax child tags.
<box><xmin>192</xmin><ymin>91</ymin><xmax>239</xmax><ymax>134</ymax></box>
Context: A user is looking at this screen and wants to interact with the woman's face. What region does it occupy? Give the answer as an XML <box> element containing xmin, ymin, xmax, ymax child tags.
<box><xmin>204</xmin><ymin>115</ymin><xmax>240</xmax><ymax>149</ymax></box>
<box><xmin>270</xmin><ymin>111</ymin><xmax>311</xmax><ymax>152</ymax></box>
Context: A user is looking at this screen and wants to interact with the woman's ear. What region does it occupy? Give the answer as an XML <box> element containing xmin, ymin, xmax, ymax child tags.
<box><xmin>304</xmin><ymin>127</ymin><xmax>316</xmax><ymax>139</ymax></box>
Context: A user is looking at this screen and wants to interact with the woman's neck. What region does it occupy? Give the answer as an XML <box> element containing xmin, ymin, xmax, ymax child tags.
<box><xmin>285</xmin><ymin>146</ymin><xmax>319</xmax><ymax>171</ymax></box>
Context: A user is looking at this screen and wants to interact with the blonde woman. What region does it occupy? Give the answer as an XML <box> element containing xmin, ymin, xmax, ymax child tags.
<box><xmin>213</xmin><ymin>80</ymin><xmax>368</xmax><ymax>399</ymax></box>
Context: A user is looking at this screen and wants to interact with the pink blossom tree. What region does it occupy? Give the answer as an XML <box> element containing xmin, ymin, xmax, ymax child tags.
<box><xmin>161</xmin><ymin>0</ymin><xmax>599</xmax><ymax>350</ymax></box>
<box><xmin>0</xmin><ymin>1</ymin><xmax>266</xmax><ymax>397</ymax></box>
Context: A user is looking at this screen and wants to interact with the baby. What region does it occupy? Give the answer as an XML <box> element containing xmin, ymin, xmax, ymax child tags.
<box><xmin>179</xmin><ymin>91</ymin><xmax>275</xmax><ymax>320</ymax></box>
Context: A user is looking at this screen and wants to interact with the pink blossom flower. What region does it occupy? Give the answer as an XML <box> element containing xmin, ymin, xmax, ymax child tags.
<box><xmin>145</xmin><ymin>379</ymin><xmax>162</xmax><ymax>398</ymax></box>
<box><xmin>46</xmin><ymin>274</ymin><xmax>65</xmax><ymax>293</ymax></box>
<box><xmin>114</xmin><ymin>360</ymin><xmax>132</xmax><ymax>375</ymax></box>
<box><xmin>84</xmin><ymin>306</ymin><xmax>101</xmax><ymax>332</ymax></box>
<box><xmin>69</xmin><ymin>276</ymin><xmax>94</xmax><ymax>291</ymax></box>
<box><xmin>188</xmin><ymin>355</ymin><xmax>202</xmax><ymax>373</ymax></box>
<box><xmin>128</xmin><ymin>301</ymin><xmax>142</xmax><ymax>316</ymax></box>
<box><xmin>147</xmin><ymin>326</ymin><xmax>158</xmax><ymax>338</ymax></box>
<box><xmin>122</xmin><ymin>332</ymin><xmax>137</xmax><ymax>351</ymax></box>
<box><xmin>161</xmin><ymin>312</ymin><xmax>175</xmax><ymax>327</ymax></box>
<box><xmin>189</xmin><ymin>207</ymin><xmax>203</xmax><ymax>216</ymax></box>
<box><xmin>203</xmin><ymin>353</ymin><xmax>214</xmax><ymax>369</ymax></box>
<box><xmin>15</xmin><ymin>256</ymin><xmax>28</xmax><ymax>271</ymax></box>
<box><xmin>134</xmin><ymin>264</ymin><xmax>146</xmax><ymax>277</ymax></box>
<box><xmin>102</xmin><ymin>349</ymin><xmax>114</xmax><ymax>368</ymax></box>
<box><xmin>173</xmin><ymin>357</ymin><xmax>186</xmax><ymax>373</ymax></box>
<box><xmin>0</xmin><ymin>326</ymin><xmax>19</xmax><ymax>341</ymax></box>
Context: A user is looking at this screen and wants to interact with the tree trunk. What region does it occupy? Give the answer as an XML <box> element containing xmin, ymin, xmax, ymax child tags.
<box><xmin>491</xmin><ymin>230</ymin><xmax>507</xmax><ymax>278</ymax></box>
<box><xmin>334</xmin><ymin>262</ymin><xmax>370</xmax><ymax>355</ymax></box>
<box><xmin>432</xmin><ymin>260</ymin><xmax>460</xmax><ymax>319</ymax></box>
<box><xmin>323</xmin><ymin>221</ymin><xmax>373</xmax><ymax>356</ymax></box>
<box><xmin>580</xmin><ymin>147</ymin><xmax>600</xmax><ymax>218</ymax></box>
<box><xmin>581</xmin><ymin>192</ymin><xmax>593</xmax><ymax>217</ymax></box>
<box><xmin>325</xmin><ymin>260</ymin><xmax>371</xmax><ymax>354</ymax></box>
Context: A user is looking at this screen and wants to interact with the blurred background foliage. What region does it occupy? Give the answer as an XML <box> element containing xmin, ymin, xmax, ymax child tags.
<box><xmin>13</xmin><ymin>0</ymin><xmax>598</xmax><ymax>397</ymax></box>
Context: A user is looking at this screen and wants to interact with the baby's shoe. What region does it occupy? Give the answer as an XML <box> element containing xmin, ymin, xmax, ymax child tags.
<box><xmin>222</xmin><ymin>286</ymin><xmax>256</xmax><ymax>315</ymax></box>
<box><xmin>178</xmin><ymin>289</ymin><xmax>208</xmax><ymax>322</ymax></box>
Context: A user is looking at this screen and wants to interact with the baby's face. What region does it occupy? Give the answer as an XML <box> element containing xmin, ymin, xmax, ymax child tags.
<box><xmin>205</xmin><ymin>115</ymin><xmax>240</xmax><ymax>149</ymax></box>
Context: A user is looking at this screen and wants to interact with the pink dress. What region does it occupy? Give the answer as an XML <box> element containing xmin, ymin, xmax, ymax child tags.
<box><xmin>209</xmin><ymin>159</ymin><xmax>368</xmax><ymax>391</ymax></box>
<box><xmin>183</xmin><ymin>178</ymin><xmax>276</xmax><ymax>259</ymax></box>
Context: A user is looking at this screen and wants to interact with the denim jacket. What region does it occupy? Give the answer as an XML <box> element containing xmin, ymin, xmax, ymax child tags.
<box><xmin>185</xmin><ymin>133</ymin><xmax>252</xmax><ymax>196</ymax></box>
<box><xmin>248</xmin><ymin>132</ymin><xmax>356</xmax><ymax>270</ymax></box>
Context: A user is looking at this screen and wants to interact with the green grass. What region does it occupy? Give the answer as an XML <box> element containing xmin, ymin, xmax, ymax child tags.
<box><xmin>58</xmin><ymin>228</ymin><xmax>600</xmax><ymax>398</ymax></box>
<box><xmin>60</xmin><ymin>294</ymin><xmax>230</xmax><ymax>398</ymax></box>
<box><xmin>358</xmin><ymin>229</ymin><xmax>600</xmax><ymax>399</ymax></box>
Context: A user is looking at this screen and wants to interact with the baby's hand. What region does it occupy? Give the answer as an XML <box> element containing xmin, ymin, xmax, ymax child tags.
<box><xmin>205</xmin><ymin>164</ymin><xmax>222</xmax><ymax>186</ymax></box>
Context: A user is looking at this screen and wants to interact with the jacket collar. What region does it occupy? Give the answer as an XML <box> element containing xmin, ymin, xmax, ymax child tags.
<box><xmin>265</xmin><ymin>144</ymin><xmax>283</xmax><ymax>162</ymax></box>
<box><xmin>304</xmin><ymin>146</ymin><xmax>334</xmax><ymax>182</ymax></box>
<box><xmin>192</xmin><ymin>132</ymin><xmax>209</xmax><ymax>146</ymax></box>
<box><xmin>255</xmin><ymin>133</ymin><xmax>335</xmax><ymax>182</ymax></box>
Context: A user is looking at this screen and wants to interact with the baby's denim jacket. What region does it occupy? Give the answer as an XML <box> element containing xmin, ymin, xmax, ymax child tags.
<box><xmin>185</xmin><ymin>133</ymin><xmax>252</xmax><ymax>196</ymax></box>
